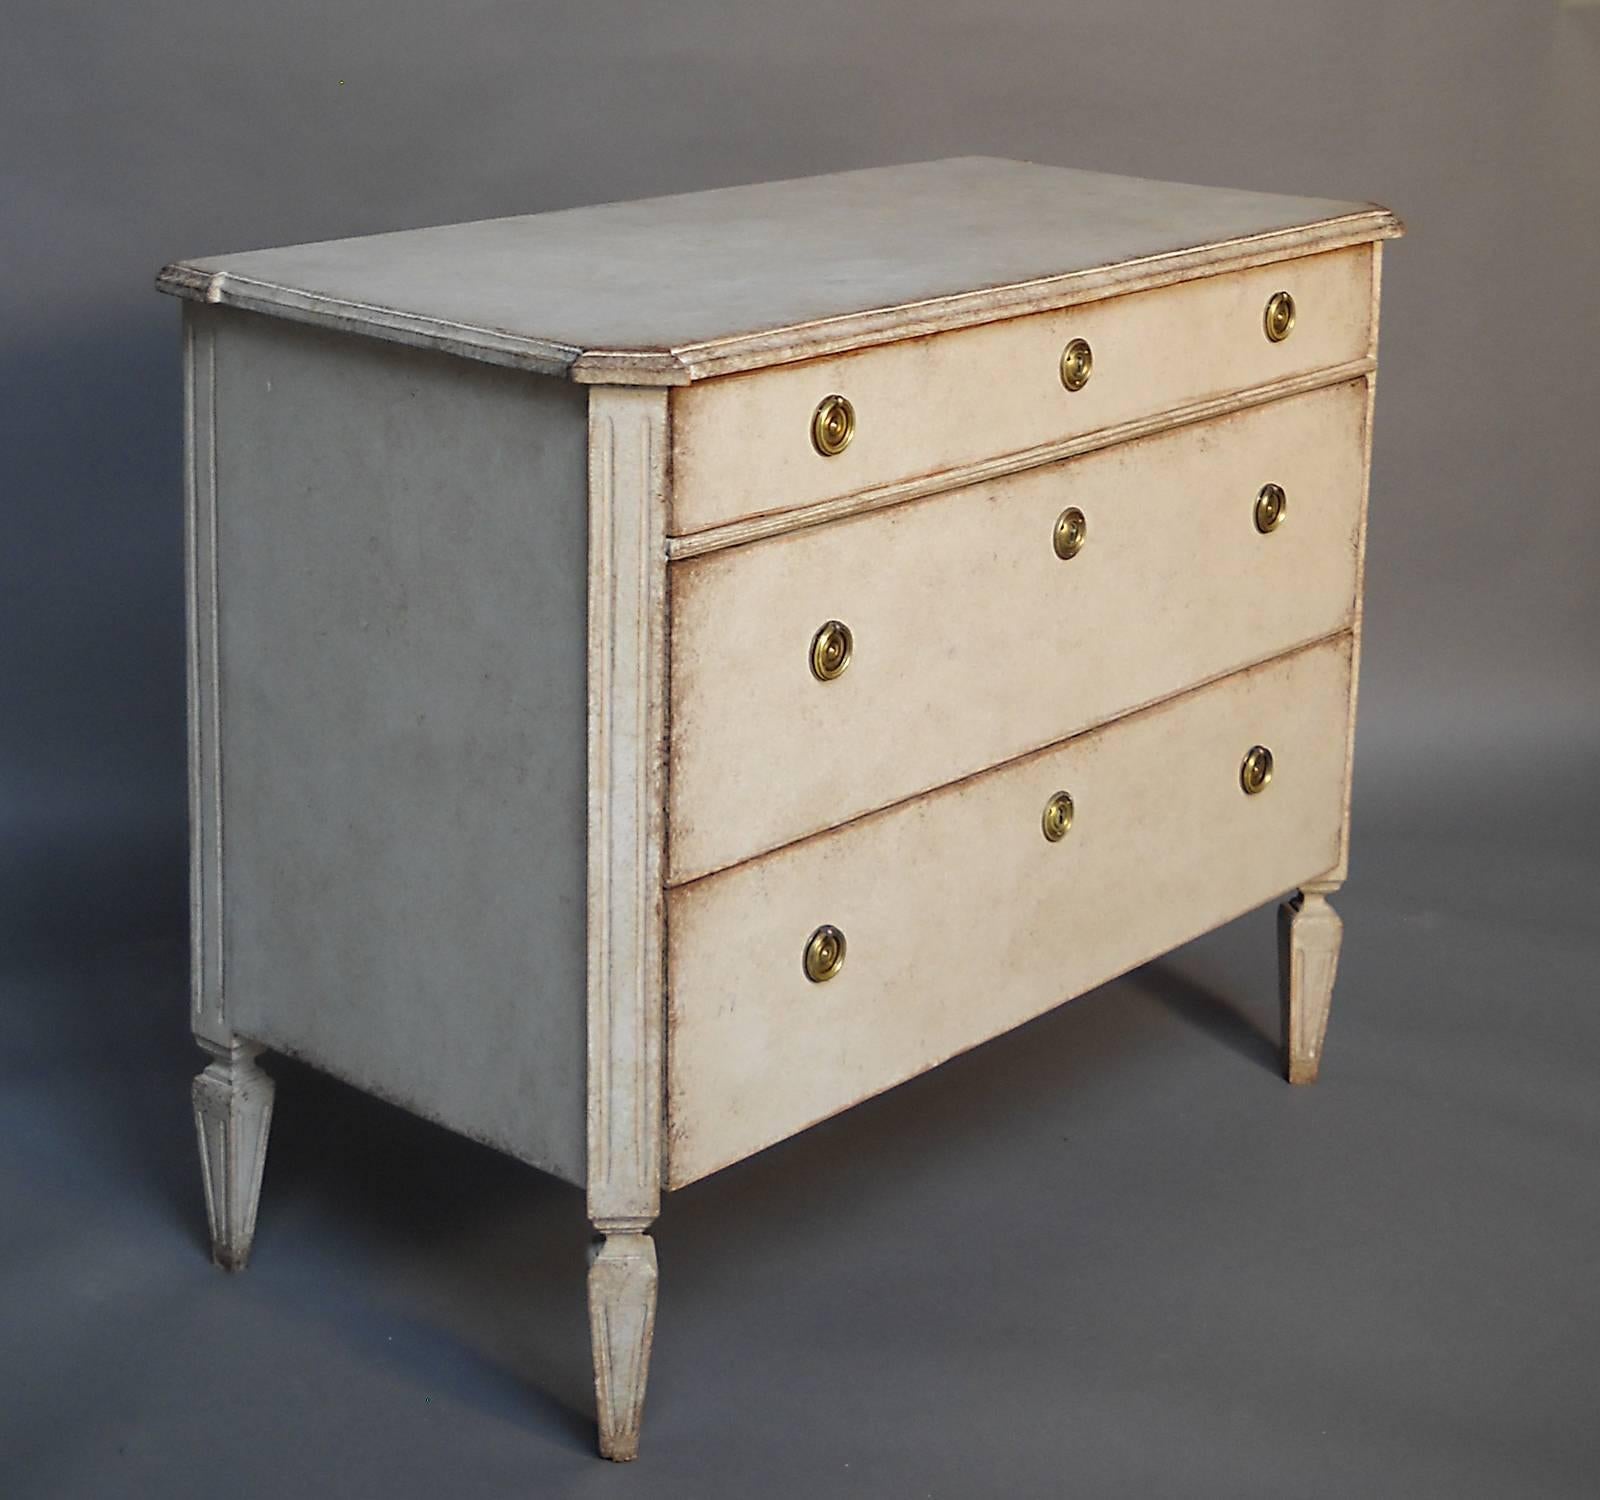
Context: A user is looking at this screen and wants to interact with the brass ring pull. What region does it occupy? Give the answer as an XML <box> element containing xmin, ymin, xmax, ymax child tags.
<box><xmin>803</xmin><ymin>924</ymin><xmax>847</xmax><ymax>983</ymax></box>
<box><xmin>1042</xmin><ymin>790</ymin><xmax>1075</xmax><ymax>843</ymax></box>
<box><xmin>811</xmin><ymin>394</ymin><xmax>856</xmax><ymax>456</ymax></box>
<box><xmin>1254</xmin><ymin>483</ymin><xmax>1287</xmax><ymax>534</ymax></box>
<box><xmin>1059</xmin><ymin>338</ymin><xmax>1094</xmax><ymax>391</ymax></box>
<box><xmin>810</xmin><ymin>620</ymin><xmax>853</xmax><ymax>682</ymax></box>
<box><xmin>1053</xmin><ymin>506</ymin><xmax>1088</xmax><ymax>560</ymax></box>
<box><xmin>1264</xmin><ymin>291</ymin><xmax>1296</xmax><ymax>343</ymax></box>
<box><xmin>1240</xmin><ymin>745</ymin><xmax>1275</xmax><ymax>795</ymax></box>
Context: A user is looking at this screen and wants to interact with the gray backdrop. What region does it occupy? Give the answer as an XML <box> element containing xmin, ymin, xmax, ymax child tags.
<box><xmin>3</xmin><ymin>1</ymin><xmax>1598</xmax><ymax>1495</ymax></box>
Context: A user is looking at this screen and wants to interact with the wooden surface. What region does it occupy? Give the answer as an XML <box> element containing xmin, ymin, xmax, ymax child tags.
<box><xmin>183</xmin><ymin>305</ymin><xmax>227</xmax><ymax>1050</ymax></box>
<box><xmin>669</xmin><ymin>381</ymin><xmax>1368</xmax><ymax>883</ymax></box>
<box><xmin>171</xmin><ymin>161</ymin><xmax>1393</xmax><ymax>1460</ymax></box>
<box><xmin>1324</xmin><ymin>243</ymin><xmax>1386</xmax><ymax>888</ymax></box>
<box><xmin>588</xmin><ymin>1232</ymin><xmax>658</xmax><ymax>1461</ymax></box>
<box><xmin>666</xmin><ymin>634</ymin><xmax>1354</xmax><ymax>1187</ymax></box>
<box><xmin>669</xmin><ymin>246</ymin><xmax>1372</xmax><ymax>535</ymax></box>
<box><xmin>585</xmin><ymin>389</ymin><xmax>670</xmax><ymax>1227</ymax></box>
<box><xmin>191</xmin><ymin>1039</ymin><xmax>274</xmax><ymax>1272</ymax></box>
<box><xmin>205</xmin><ymin>311</ymin><xmax>592</xmax><ymax>1184</ymax></box>
<box><xmin>1280</xmin><ymin>885</ymin><xmax>1344</xmax><ymax>1084</ymax></box>
<box><xmin>156</xmin><ymin>157</ymin><xmax>1398</xmax><ymax>384</ymax></box>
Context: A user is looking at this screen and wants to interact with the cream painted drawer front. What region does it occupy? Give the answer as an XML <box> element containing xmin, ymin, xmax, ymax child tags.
<box><xmin>667</xmin><ymin>634</ymin><xmax>1353</xmax><ymax>1187</ymax></box>
<box><xmin>668</xmin><ymin>380</ymin><xmax>1367</xmax><ymax>884</ymax></box>
<box><xmin>669</xmin><ymin>246</ymin><xmax>1373</xmax><ymax>538</ymax></box>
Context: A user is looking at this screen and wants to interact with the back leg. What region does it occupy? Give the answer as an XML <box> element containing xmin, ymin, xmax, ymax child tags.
<box><xmin>192</xmin><ymin>1038</ymin><xmax>275</xmax><ymax>1269</ymax></box>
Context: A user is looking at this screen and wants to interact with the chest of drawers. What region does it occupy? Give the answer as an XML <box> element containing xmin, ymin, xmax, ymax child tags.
<box><xmin>157</xmin><ymin>157</ymin><xmax>1400</xmax><ymax>1460</ymax></box>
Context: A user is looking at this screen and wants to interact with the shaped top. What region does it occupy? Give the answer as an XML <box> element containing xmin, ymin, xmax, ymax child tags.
<box><xmin>157</xmin><ymin>156</ymin><xmax>1399</xmax><ymax>384</ymax></box>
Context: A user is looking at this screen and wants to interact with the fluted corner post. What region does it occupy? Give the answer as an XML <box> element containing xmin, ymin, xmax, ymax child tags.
<box><xmin>1279</xmin><ymin>882</ymin><xmax>1344</xmax><ymax>1085</ymax></box>
<box><xmin>585</xmin><ymin>387</ymin><xmax>670</xmax><ymax>1460</ymax></box>
<box><xmin>185</xmin><ymin>306</ymin><xmax>275</xmax><ymax>1271</ymax></box>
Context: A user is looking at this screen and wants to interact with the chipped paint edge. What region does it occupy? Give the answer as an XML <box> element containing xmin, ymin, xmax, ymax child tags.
<box><xmin>585</xmin><ymin>388</ymin><xmax>670</xmax><ymax>1225</ymax></box>
<box><xmin>155</xmin><ymin>208</ymin><xmax>1401</xmax><ymax>387</ymax></box>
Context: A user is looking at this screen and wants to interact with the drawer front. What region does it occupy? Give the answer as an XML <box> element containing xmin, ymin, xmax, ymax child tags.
<box><xmin>666</xmin><ymin>635</ymin><xmax>1353</xmax><ymax>1187</ymax></box>
<box><xmin>669</xmin><ymin>380</ymin><xmax>1367</xmax><ymax>884</ymax></box>
<box><xmin>670</xmin><ymin>246</ymin><xmax>1373</xmax><ymax>537</ymax></box>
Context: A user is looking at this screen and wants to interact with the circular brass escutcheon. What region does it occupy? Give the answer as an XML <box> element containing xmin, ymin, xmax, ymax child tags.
<box><xmin>811</xmin><ymin>393</ymin><xmax>856</xmax><ymax>456</ymax></box>
<box><xmin>1264</xmin><ymin>290</ymin><xmax>1296</xmax><ymax>343</ymax></box>
<box><xmin>1240</xmin><ymin>744</ymin><xmax>1275</xmax><ymax>795</ymax></box>
<box><xmin>1053</xmin><ymin>506</ymin><xmax>1088</xmax><ymax>560</ymax></box>
<box><xmin>803</xmin><ymin>924</ymin><xmax>847</xmax><ymax>983</ymax></box>
<box><xmin>1254</xmin><ymin>482</ymin><xmax>1288</xmax><ymax>534</ymax></box>
<box><xmin>1042</xmin><ymin>790</ymin><xmax>1076</xmax><ymax>843</ymax></box>
<box><xmin>1059</xmin><ymin>337</ymin><xmax>1094</xmax><ymax>392</ymax></box>
<box><xmin>810</xmin><ymin>619</ymin><xmax>853</xmax><ymax>681</ymax></box>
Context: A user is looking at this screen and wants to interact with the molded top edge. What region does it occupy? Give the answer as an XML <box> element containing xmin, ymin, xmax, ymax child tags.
<box><xmin>157</xmin><ymin>157</ymin><xmax>1400</xmax><ymax>384</ymax></box>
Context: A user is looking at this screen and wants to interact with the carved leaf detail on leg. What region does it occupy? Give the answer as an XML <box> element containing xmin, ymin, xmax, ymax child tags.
<box><xmin>192</xmin><ymin>1041</ymin><xmax>274</xmax><ymax>1270</ymax></box>
<box><xmin>1279</xmin><ymin>888</ymin><xmax>1344</xmax><ymax>1085</ymax></box>
<box><xmin>588</xmin><ymin>1230</ymin><xmax>658</xmax><ymax>1462</ymax></box>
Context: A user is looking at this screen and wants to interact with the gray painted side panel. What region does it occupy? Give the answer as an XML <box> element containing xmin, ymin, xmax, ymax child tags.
<box><xmin>210</xmin><ymin>309</ymin><xmax>589</xmax><ymax>1183</ymax></box>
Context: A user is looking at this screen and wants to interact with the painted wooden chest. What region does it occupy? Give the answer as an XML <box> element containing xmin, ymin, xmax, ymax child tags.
<box><xmin>157</xmin><ymin>157</ymin><xmax>1401</xmax><ymax>1459</ymax></box>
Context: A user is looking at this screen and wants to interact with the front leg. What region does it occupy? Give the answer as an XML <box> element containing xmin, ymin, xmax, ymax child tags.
<box><xmin>192</xmin><ymin>1038</ymin><xmax>275</xmax><ymax>1269</ymax></box>
<box><xmin>588</xmin><ymin>1223</ymin><xmax>659</xmax><ymax>1461</ymax></box>
<box><xmin>1278</xmin><ymin>882</ymin><xmax>1344</xmax><ymax>1084</ymax></box>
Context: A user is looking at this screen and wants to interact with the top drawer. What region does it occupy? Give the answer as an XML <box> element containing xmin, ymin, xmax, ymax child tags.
<box><xmin>669</xmin><ymin>245</ymin><xmax>1374</xmax><ymax>538</ymax></box>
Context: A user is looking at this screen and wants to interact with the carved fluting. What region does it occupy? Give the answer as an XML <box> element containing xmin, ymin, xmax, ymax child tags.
<box><xmin>184</xmin><ymin>306</ymin><xmax>229</xmax><ymax>1049</ymax></box>
<box><xmin>192</xmin><ymin>1041</ymin><xmax>274</xmax><ymax>1270</ymax></box>
<box><xmin>585</xmin><ymin>388</ymin><xmax>668</xmax><ymax>1225</ymax></box>
<box><xmin>585</xmin><ymin>387</ymin><xmax>668</xmax><ymax>1459</ymax></box>
<box><xmin>1279</xmin><ymin>888</ymin><xmax>1344</xmax><ymax>1084</ymax></box>
<box><xmin>588</xmin><ymin>1231</ymin><xmax>659</xmax><ymax>1462</ymax></box>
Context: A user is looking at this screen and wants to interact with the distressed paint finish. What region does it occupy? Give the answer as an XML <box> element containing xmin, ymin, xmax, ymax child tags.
<box><xmin>666</xmin><ymin>635</ymin><xmax>1355</xmax><ymax>1187</ymax></box>
<box><xmin>192</xmin><ymin>1039</ymin><xmax>274</xmax><ymax>1270</ymax></box>
<box><xmin>668</xmin><ymin>381</ymin><xmax>1369</xmax><ymax>883</ymax></box>
<box><xmin>156</xmin><ymin>158</ymin><xmax>1399</xmax><ymax>385</ymax></box>
<box><xmin>588</xmin><ymin>1233</ymin><xmax>659</xmax><ymax>1462</ymax></box>
<box><xmin>584</xmin><ymin>386</ymin><xmax>669</xmax><ymax>1225</ymax></box>
<box><xmin>1280</xmin><ymin>886</ymin><xmax>1345</xmax><ymax>1083</ymax></box>
<box><xmin>210</xmin><ymin>315</ymin><xmax>591</xmax><ymax>1182</ymax></box>
<box><xmin>585</xmin><ymin>388</ymin><xmax>669</xmax><ymax>1458</ymax></box>
<box><xmin>183</xmin><ymin>304</ymin><xmax>228</xmax><ymax>1049</ymax></box>
<box><xmin>184</xmin><ymin>305</ymin><xmax>273</xmax><ymax>1272</ymax></box>
<box><xmin>669</xmin><ymin>246</ymin><xmax>1373</xmax><ymax>536</ymax></box>
<box><xmin>157</xmin><ymin>159</ymin><xmax>1399</xmax><ymax>1460</ymax></box>
<box><xmin>1321</xmin><ymin>241</ymin><xmax>1387</xmax><ymax>889</ymax></box>
<box><xmin>666</xmin><ymin>357</ymin><xmax>1374</xmax><ymax>561</ymax></box>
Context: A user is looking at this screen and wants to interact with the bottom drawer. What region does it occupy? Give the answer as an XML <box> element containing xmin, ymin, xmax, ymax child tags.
<box><xmin>665</xmin><ymin>633</ymin><xmax>1354</xmax><ymax>1187</ymax></box>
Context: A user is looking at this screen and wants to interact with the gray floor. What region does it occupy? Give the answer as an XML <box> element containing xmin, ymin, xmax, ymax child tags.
<box><xmin>4</xmin><ymin>747</ymin><xmax>1598</xmax><ymax>1499</ymax></box>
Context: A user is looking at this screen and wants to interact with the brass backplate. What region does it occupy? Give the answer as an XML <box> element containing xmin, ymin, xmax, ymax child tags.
<box><xmin>803</xmin><ymin>924</ymin><xmax>847</xmax><ymax>983</ymax></box>
<box><xmin>1254</xmin><ymin>482</ymin><xmax>1287</xmax><ymax>534</ymax></box>
<box><xmin>1042</xmin><ymin>790</ymin><xmax>1075</xmax><ymax>842</ymax></box>
<box><xmin>1053</xmin><ymin>506</ymin><xmax>1088</xmax><ymax>560</ymax></box>
<box><xmin>1240</xmin><ymin>744</ymin><xmax>1275</xmax><ymax>795</ymax></box>
<box><xmin>1059</xmin><ymin>337</ymin><xmax>1094</xmax><ymax>391</ymax></box>
<box><xmin>1264</xmin><ymin>290</ymin><xmax>1296</xmax><ymax>343</ymax></box>
<box><xmin>811</xmin><ymin>393</ymin><xmax>856</xmax><ymax>456</ymax></box>
<box><xmin>810</xmin><ymin>619</ymin><xmax>853</xmax><ymax>681</ymax></box>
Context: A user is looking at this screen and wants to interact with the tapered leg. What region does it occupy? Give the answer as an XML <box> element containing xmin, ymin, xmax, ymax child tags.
<box><xmin>192</xmin><ymin>1038</ymin><xmax>274</xmax><ymax>1270</ymax></box>
<box><xmin>1279</xmin><ymin>884</ymin><xmax>1344</xmax><ymax>1084</ymax></box>
<box><xmin>588</xmin><ymin>1227</ymin><xmax>658</xmax><ymax>1461</ymax></box>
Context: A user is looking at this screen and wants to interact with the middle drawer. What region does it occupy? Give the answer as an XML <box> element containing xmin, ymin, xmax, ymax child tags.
<box><xmin>667</xmin><ymin>379</ymin><xmax>1368</xmax><ymax>885</ymax></box>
